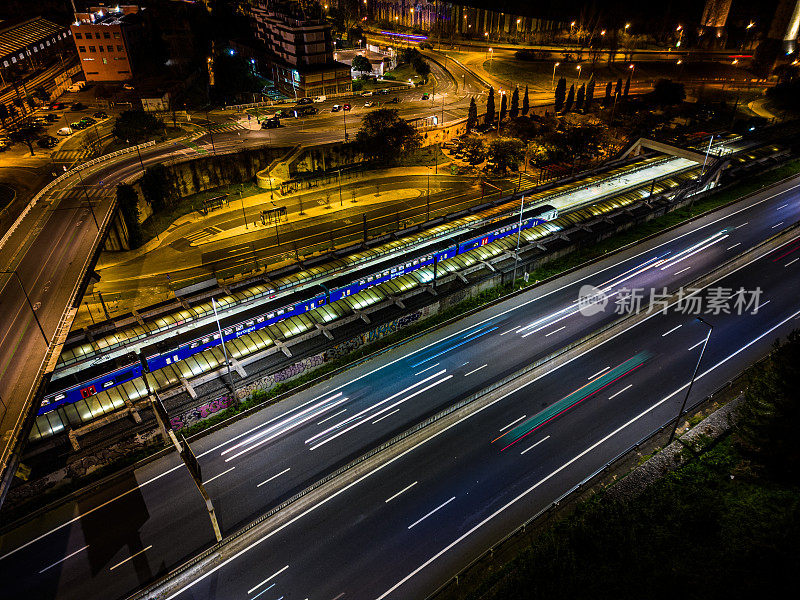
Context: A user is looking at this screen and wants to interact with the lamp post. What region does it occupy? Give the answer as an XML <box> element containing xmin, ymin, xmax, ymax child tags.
<box><xmin>211</xmin><ymin>298</ymin><xmax>236</xmax><ymax>393</ymax></box>
<box><xmin>552</xmin><ymin>62</ymin><xmax>560</xmax><ymax>90</ymax></box>
<box><xmin>668</xmin><ymin>317</ymin><xmax>713</xmax><ymax>444</ymax></box>
<box><xmin>75</xmin><ymin>167</ymin><xmax>99</xmax><ymax>230</ymax></box>
<box><xmin>511</xmin><ymin>195</ymin><xmax>525</xmax><ymax>286</ymax></box>
<box><xmin>629</xmin><ymin>62</ymin><xmax>635</xmax><ymax>81</ymax></box>
<box><xmin>1</xmin><ymin>270</ymin><xmax>47</xmax><ymax>342</ymax></box>
<box><xmin>576</xmin><ymin>64</ymin><xmax>582</xmax><ymax>81</ymax></box>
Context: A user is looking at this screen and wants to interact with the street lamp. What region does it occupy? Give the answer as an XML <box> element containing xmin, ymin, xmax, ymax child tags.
<box><xmin>668</xmin><ymin>317</ymin><xmax>713</xmax><ymax>444</ymax></box>
<box><xmin>489</xmin><ymin>47</ymin><xmax>493</xmax><ymax>65</ymax></box>
<box><xmin>629</xmin><ymin>63</ymin><xmax>635</xmax><ymax>80</ymax></box>
<box><xmin>552</xmin><ymin>61</ymin><xmax>560</xmax><ymax>89</ymax></box>
<box><xmin>576</xmin><ymin>64</ymin><xmax>582</xmax><ymax>80</ymax></box>
<box><xmin>625</xmin><ymin>23</ymin><xmax>630</xmax><ymax>30</ymax></box>
<box><xmin>0</xmin><ymin>270</ymin><xmax>48</xmax><ymax>342</ymax></box>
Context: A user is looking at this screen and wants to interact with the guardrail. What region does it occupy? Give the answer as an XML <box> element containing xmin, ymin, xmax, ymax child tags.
<box><xmin>0</xmin><ymin>139</ymin><xmax>156</xmax><ymax>253</ymax></box>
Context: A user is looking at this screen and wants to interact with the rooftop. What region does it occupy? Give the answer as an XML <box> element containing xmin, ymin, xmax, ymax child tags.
<box><xmin>0</xmin><ymin>17</ymin><xmax>68</xmax><ymax>60</ymax></box>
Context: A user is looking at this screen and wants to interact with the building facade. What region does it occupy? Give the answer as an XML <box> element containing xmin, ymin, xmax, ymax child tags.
<box><xmin>70</xmin><ymin>5</ymin><xmax>143</xmax><ymax>82</ymax></box>
<box><xmin>242</xmin><ymin>1</ymin><xmax>351</xmax><ymax>99</ymax></box>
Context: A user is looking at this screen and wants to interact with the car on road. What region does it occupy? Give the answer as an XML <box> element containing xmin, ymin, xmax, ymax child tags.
<box><xmin>48</xmin><ymin>102</ymin><xmax>66</xmax><ymax>111</ymax></box>
<box><xmin>421</xmin><ymin>93</ymin><xmax>430</xmax><ymax>100</ymax></box>
<box><xmin>331</xmin><ymin>104</ymin><xmax>342</xmax><ymax>112</ymax></box>
<box><xmin>56</xmin><ymin>127</ymin><xmax>73</xmax><ymax>136</ymax></box>
<box><xmin>386</xmin><ymin>97</ymin><xmax>400</xmax><ymax>104</ymax></box>
<box><xmin>296</xmin><ymin>97</ymin><xmax>313</xmax><ymax>105</ymax></box>
<box><xmin>261</xmin><ymin>117</ymin><xmax>280</xmax><ymax>129</ymax></box>
<box><xmin>377</xmin><ymin>88</ymin><xmax>390</xmax><ymax>95</ymax></box>
<box><xmin>37</xmin><ymin>135</ymin><xmax>58</xmax><ymax>149</ymax></box>
<box><xmin>364</xmin><ymin>101</ymin><xmax>374</xmax><ymax>108</ymax></box>
<box><xmin>93</xmin><ymin>111</ymin><xmax>109</xmax><ymax>119</ymax></box>
<box><xmin>71</xmin><ymin>102</ymin><xmax>86</xmax><ymax>111</ymax></box>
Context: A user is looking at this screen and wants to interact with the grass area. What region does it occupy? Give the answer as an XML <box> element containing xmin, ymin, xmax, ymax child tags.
<box><xmin>8</xmin><ymin>157</ymin><xmax>800</xmax><ymax>521</ymax></box>
<box><xmin>396</xmin><ymin>144</ymin><xmax>448</xmax><ymax>168</ymax></box>
<box><xmin>139</xmin><ymin>181</ymin><xmax>263</xmax><ymax>244</ymax></box>
<box><xmin>464</xmin><ymin>333</ymin><xmax>800</xmax><ymax>600</ymax></box>
<box><xmin>383</xmin><ymin>63</ymin><xmax>419</xmax><ymax>84</ymax></box>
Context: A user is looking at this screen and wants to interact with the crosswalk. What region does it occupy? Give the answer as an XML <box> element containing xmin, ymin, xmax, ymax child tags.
<box><xmin>51</xmin><ymin>147</ymin><xmax>93</xmax><ymax>167</ymax></box>
<box><xmin>203</xmin><ymin>121</ymin><xmax>247</xmax><ymax>133</ymax></box>
<box><xmin>183</xmin><ymin>226</ymin><xmax>223</xmax><ymax>244</ymax></box>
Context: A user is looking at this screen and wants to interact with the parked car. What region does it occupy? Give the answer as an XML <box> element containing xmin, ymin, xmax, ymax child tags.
<box><xmin>364</xmin><ymin>101</ymin><xmax>374</xmax><ymax>108</ymax></box>
<box><xmin>343</xmin><ymin>103</ymin><xmax>351</xmax><ymax>111</ymax></box>
<box><xmin>261</xmin><ymin>117</ymin><xmax>280</xmax><ymax>129</ymax></box>
<box><xmin>80</xmin><ymin>117</ymin><xmax>97</xmax><ymax>126</ymax></box>
<box><xmin>71</xmin><ymin>102</ymin><xmax>86</xmax><ymax>111</ymax></box>
<box><xmin>377</xmin><ymin>88</ymin><xmax>390</xmax><ymax>95</ymax></box>
<box><xmin>45</xmin><ymin>113</ymin><xmax>60</xmax><ymax>122</ymax></box>
<box><xmin>296</xmin><ymin>97</ymin><xmax>313</xmax><ymax>105</ymax></box>
<box><xmin>93</xmin><ymin>111</ymin><xmax>109</xmax><ymax>119</ymax></box>
<box><xmin>362</xmin><ymin>91</ymin><xmax>373</xmax><ymax>97</ymax></box>
<box><xmin>56</xmin><ymin>127</ymin><xmax>73</xmax><ymax>136</ymax></box>
<box><xmin>421</xmin><ymin>93</ymin><xmax>430</xmax><ymax>100</ymax></box>
<box><xmin>48</xmin><ymin>102</ymin><xmax>66</xmax><ymax>111</ymax></box>
<box><xmin>30</xmin><ymin>117</ymin><xmax>48</xmax><ymax>127</ymax></box>
<box><xmin>37</xmin><ymin>135</ymin><xmax>58</xmax><ymax>149</ymax></box>
<box><xmin>312</xmin><ymin>95</ymin><xmax>327</xmax><ymax>103</ymax></box>
<box><xmin>122</xmin><ymin>83</ymin><xmax>135</xmax><ymax>90</ymax></box>
<box><xmin>386</xmin><ymin>97</ymin><xmax>400</xmax><ymax>104</ymax></box>
<box><xmin>67</xmin><ymin>81</ymin><xmax>86</xmax><ymax>93</ymax></box>
<box><xmin>293</xmin><ymin>105</ymin><xmax>318</xmax><ymax>117</ymax></box>
<box><xmin>70</xmin><ymin>121</ymin><xmax>87</xmax><ymax>130</ymax></box>
<box><xmin>331</xmin><ymin>104</ymin><xmax>342</xmax><ymax>112</ymax></box>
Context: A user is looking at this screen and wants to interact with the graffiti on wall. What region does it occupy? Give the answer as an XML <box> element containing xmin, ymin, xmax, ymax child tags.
<box><xmin>169</xmin><ymin>305</ymin><xmax>433</xmax><ymax>431</ymax></box>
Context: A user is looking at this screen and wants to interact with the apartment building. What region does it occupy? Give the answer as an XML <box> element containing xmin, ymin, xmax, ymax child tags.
<box><xmin>70</xmin><ymin>5</ymin><xmax>143</xmax><ymax>82</ymax></box>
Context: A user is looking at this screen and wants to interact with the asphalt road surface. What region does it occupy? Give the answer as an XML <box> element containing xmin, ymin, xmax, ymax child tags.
<box><xmin>1</xmin><ymin>172</ymin><xmax>798</xmax><ymax>600</ymax></box>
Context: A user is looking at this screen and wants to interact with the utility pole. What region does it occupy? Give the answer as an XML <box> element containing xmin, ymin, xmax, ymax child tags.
<box><xmin>668</xmin><ymin>317</ymin><xmax>713</xmax><ymax>444</ymax></box>
<box><xmin>1</xmin><ymin>270</ymin><xmax>47</xmax><ymax>342</ymax></box>
<box><xmin>427</xmin><ymin>174</ymin><xmax>430</xmax><ymax>221</ymax></box>
<box><xmin>338</xmin><ymin>169</ymin><xmax>344</xmax><ymax>207</ymax></box>
<box><xmin>75</xmin><ymin>168</ymin><xmax>99</xmax><ymax>230</ymax></box>
<box><xmin>511</xmin><ymin>195</ymin><xmax>525</xmax><ymax>286</ymax></box>
<box><xmin>240</xmin><ymin>186</ymin><xmax>248</xmax><ymax>230</ymax></box>
<box><xmin>211</xmin><ymin>298</ymin><xmax>236</xmax><ymax>394</ymax></box>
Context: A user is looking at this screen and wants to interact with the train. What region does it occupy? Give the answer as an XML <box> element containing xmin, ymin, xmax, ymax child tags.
<box><xmin>39</xmin><ymin>204</ymin><xmax>558</xmax><ymax>415</ymax></box>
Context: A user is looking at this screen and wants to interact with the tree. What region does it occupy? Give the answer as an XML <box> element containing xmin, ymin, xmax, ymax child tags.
<box><xmin>576</xmin><ymin>83</ymin><xmax>585</xmax><ymax>112</ymax></box>
<box><xmin>649</xmin><ymin>79</ymin><xmax>686</xmax><ymax>105</ymax></box>
<box><xmin>467</xmin><ymin>97</ymin><xmax>478</xmax><ymax>132</ymax></box>
<box><xmin>351</xmin><ymin>55</ymin><xmax>372</xmax><ymax>74</ymax></box>
<box><xmin>140</xmin><ymin>164</ymin><xmax>174</xmax><ymax>212</ymax></box>
<box><xmin>462</xmin><ymin>137</ymin><xmax>485</xmax><ymax>162</ymax></box>
<box><xmin>522</xmin><ymin>85</ymin><xmax>530</xmax><ymax>116</ymax></box>
<box><xmin>585</xmin><ymin>77</ymin><xmax>595</xmax><ymax>112</ymax></box>
<box><xmin>509</xmin><ymin>87</ymin><xmax>520</xmax><ymax>119</ymax></box>
<box><xmin>565</xmin><ymin>84</ymin><xmax>575</xmax><ymax>112</ymax></box>
<box><xmin>488</xmin><ymin>138</ymin><xmax>525</xmax><ymax>173</ymax></box>
<box><xmin>499</xmin><ymin>93</ymin><xmax>508</xmax><ymax>124</ymax></box>
<box><xmin>615</xmin><ymin>78</ymin><xmax>623</xmax><ymax>99</ymax></box>
<box><xmin>116</xmin><ymin>184</ymin><xmax>143</xmax><ymax>248</ymax></box>
<box><xmin>603</xmin><ymin>81</ymin><xmax>612</xmax><ymax>107</ymax></box>
<box><xmin>113</xmin><ymin>110</ymin><xmax>165</xmax><ymax>143</ymax></box>
<box><xmin>355</xmin><ymin>108</ymin><xmax>421</xmax><ymax>163</ymax></box>
<box><xmin>554</xmin><ymin>77</ymin><xmax>566</xmax><ymax>113</ymax></box>
<box><xmin>411</xmin><ymin>55</ymin><xmax>431</xmax><ymax>82</ymax></box>
<box><xmin>624</xmin><ymin>73</ymin><xmax>631</xmax><ymax>97</ymax></box>
<box><xmin>485</xmin><ymin>86</ymin><xmax>496</xmax><ymax>125</ymax></box>
<box><xmin>0</xmin><ymin>104</ymin><xmax>8</xmax><ymax>127</ymax></box>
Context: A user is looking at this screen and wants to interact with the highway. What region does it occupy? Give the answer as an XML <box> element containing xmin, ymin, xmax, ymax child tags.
<box><xmin>0</xmin><ymin>170</ymin><xmax>798</xmax><ymax>600</ymax></box>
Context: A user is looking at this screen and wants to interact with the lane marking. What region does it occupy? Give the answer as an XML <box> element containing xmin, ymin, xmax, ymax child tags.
<box><xmin>736</xmin><ymin>221</ymin><xmax>749</xmax><ymax>228</ymax></box>
<box><xmin>317</xmin><ymin>409</ymin><xmax>347</xmax><ymax>425</ymax></box>
<box><xmin>8</xmin><ymin>174</ymin><xmax>792</xmax><ymax>565</ymax></box>
<box><xmin>772</xmin><ymin>221</ymin><xmax>784</xmax><ymax>229</ymax></box>
<box><xmin>662</xmin><ymin>325</ymin><xmax>682</xmax><ymax>337</ymax></box>
<box><xmin>520</xmin><ymin>436</ymin><xmax>550</xmax><ymax>455</ymax></box>
<box><xmin>464</xmin><ymin>364</ymin><xmax>488</xmax><ymax>376</ymax></box>
<box><xmin>373</xmin><ymin>409</ymin><xmax>400</xmax><ymax>424</ymax></box>
<box><xmin>256</xmin><ymin>468</ymin><xmax>291</xmax><ymax>488</ymax></box>
<box><xmin>777</xmin><ymin>204</ymin><xmax>788</xmax><ymax>210</ymax></box>
<box><xmin>385</xmin><ymin>481</ymin><xmax>418</xmax><ymax>503</ymax></box>
<box><xmin>500</xmin><ymin>327</ymin><xmax>517</xmax><ymax>336</ymax></box>
<box><xmin>204</xmin><ymin>467</ymin><xmax>235</xmax><ymax>484</ymax></box>
<box><xmin>758</xmin><ymin>300</ymin><xmax>771</xmax><ymax>310</ymax></box>
<box><xmin>786</xmin><ymin>258</ymin><xmax>799</xmax><ymax>267</ymax></box>
<box><xmin>109</xmin><ymin>545</ymin><xmax>152</xmax><ymax>571</ymax></box>
<box><xmin>499</xmin><ymin>415</ymin><xmax>527</xmax><ymax>432</ymax></box>
<box><xmin>250</xmin><ymin>583</ymin><xmax>275</xmax><ymax>600</ymax></box>
<box><xmin>544</xmin><ymin>326</ymin><xmax>566</xmax><ymax>337</ymax></box>
<box><xmin>414</xmin><ymin>363</ymin><xmax>440</xmax><ymax>376</ymax></box>
<box><xmin>687</xmin><ymin>340</ymin><xmax>706</xmax><ymax>351</ymax></box>
<box><xmin>38</xmin><ymin>545</ymin><xmax>89</xmax><ymax>574</ymax></box>
<box><xmin>726</xmin><ymin>243</ymin><xmax>741</xmax><ymax>250</ymax></box>
<box><xmin>407</xmin><ymin>497</ymin><xmax>456</xmax><ymax>530</ymax></box>
<box><xmin>247</xmin><ymin>565</ymin><xmax>289</xmax><ymax>594</ymax></box>
<box><xmin>588</xmin><ymin>366</ymin><xmax>610</xmax><ymax>380</ymax></box>
<box><xmin>608</xmin><ymin>384</ymin><xmax>633</xmax><ymax>400</ymax></box>
<box><xmin>674</xmin><ymin>267</ymin><xmax>691</xmax><ymax>275</ymax></box>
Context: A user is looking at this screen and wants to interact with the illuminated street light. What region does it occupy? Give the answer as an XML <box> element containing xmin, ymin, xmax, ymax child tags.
<box><xmin>552</xmin><ymin>61</ymin><xmax>560</xmax><ymax>89</ymax></box>
<box><xmin>625</xmin><ymin>23</ymin><xmax>630</xmax><ymax>30</ymax></box>
<box><xmin>600</xmin><ymin>29</ymin><xmax>606</xmax><ymax>36</ymax></box>
<box><xmin>747</xmin><ymin>21</ymin><xmax>755</xmax><ymax>29</ymax></box>
<box><xmin>576</xmin><ymin>64</ymin><xmax>582</xmax><ymax>80</ymax></box>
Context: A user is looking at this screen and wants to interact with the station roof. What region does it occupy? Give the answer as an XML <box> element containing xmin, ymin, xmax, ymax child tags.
<box><xmin>0</xmin><ymin>17</ymin><xmax>68</xmax><ymax>62</ymax></box>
